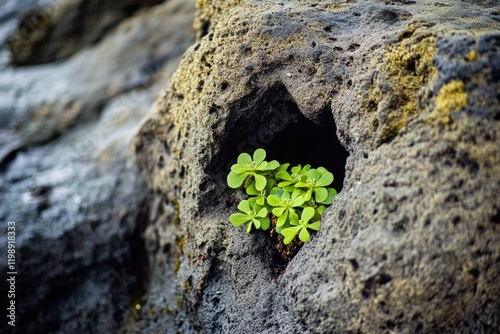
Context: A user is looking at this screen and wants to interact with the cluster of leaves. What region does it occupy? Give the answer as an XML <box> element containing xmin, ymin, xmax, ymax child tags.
<box><xmin>227</xmin><ymin>148</ymin><xmax>336</xmax><ymax>245</ymax></box>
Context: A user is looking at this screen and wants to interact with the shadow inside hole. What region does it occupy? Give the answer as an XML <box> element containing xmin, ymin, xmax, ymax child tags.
<box><xmin>264</xmin><ymin>114</ymin><xmax>348</xmax><ymax>192</ymax></box>
<box><xmin>220</xmin><ymin>110</ymin><xmax>349</xmax><ymax>193</ymax></box>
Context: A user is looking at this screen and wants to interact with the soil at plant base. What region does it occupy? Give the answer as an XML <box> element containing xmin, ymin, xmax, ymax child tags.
<box><xmin>269</xmin><ymin>215</ymin><xmax>303</xmax><ymax>275</ymax></box>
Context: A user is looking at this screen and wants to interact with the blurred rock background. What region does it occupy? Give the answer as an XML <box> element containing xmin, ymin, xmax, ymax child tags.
<box><xmin>0</xmin><ymin>0</ymin><xmax>195</xmax><ymax>332</ymax></box>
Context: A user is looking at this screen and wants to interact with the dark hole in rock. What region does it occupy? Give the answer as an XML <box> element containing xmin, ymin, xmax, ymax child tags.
<box><xmin>30</xmin><ymin>185</ymin><xmax>52</xmax><ymax>197</ymax></box>
<box><xmin>200</xmin><ymin>22</ymin><xmax>211</xmax><ymax>39</ymax></box>
<box><xmin>206</xmin><ymin>85</ymin><xmax>349</xmax><ymax>273</ymax></box>
<box><xmin>349</xmin><ymin>259</ymin><xmax>359</xmax><ymax>271</ymax></box>
<box><xmin>373</xmin><ymin>10</ymin><xmax>400</xmax><ymax>24</ymax></box>
<box><xmin>263</xmin><ymin>116</ymin><xmax>348</xmax><ymax>192</ymax></box>
<box><xmin>30</xmin><ymin>185</ymin><xmax>52</xmax><ymax>213</ymax></box>
<box><xmin>468</xmin><ymin>268</ymin><xmax>479</xmax><ymax>279</ymax></box>
<box><xmin>378</xmin><ymin>272</ymin><xmax>393</xmax><ymax>285</ymax></box>
<box><xmin>491</xmin><ymin>206</ymin><xmax>500</xmax><ymax>224</ymax></box>
<box><xmin>210</xmin><ymin>86</ymin><xmax>349</xmax><ymax>194</ymax></box>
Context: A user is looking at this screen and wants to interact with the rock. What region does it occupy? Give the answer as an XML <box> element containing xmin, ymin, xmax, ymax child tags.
<box><xmin>0</xmin><ymin>0</ymin><xmax>195</xmax><ymax>163</ymax></box>
<box><xmin>0</xmin><ymin>0</ymin><xmax>195</xmax><ymax>333</ymax></box>
<box><xmin>132</xmin><ymin>0</ymin><xmax>500</xmax><ymax>332</ymax></box>
<box><xmin>7</xmin><ymin>0</ymin><xmax>166</xmax><ymax>66</ymax></box>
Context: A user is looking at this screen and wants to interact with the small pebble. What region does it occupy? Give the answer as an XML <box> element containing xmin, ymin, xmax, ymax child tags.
<box><xmin>286</xmin><ymin>72</ymin><xmax>292</xmax><ymax>78</ymax></box>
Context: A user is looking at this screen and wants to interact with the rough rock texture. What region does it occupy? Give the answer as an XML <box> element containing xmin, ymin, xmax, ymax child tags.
<box><xmin>132</xmin><ymin>0</ymin><xmax>500</xmax><ymax>333</ymax></box>
<box><xmin>8</xmin><ymin>0</ymin><xmax>166</xmax><ymax>66</ymax></box>
<box><xmin>0</xmin><ymin>0</ymin><xmax>195</xmax><ymax>333</ymax></box>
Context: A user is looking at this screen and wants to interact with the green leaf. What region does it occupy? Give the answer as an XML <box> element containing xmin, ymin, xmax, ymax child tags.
<box><xmin>289</xmin><ymin>213</ymin><xmax>299</xmax><ymax>225</ymax></box>
<box><xmin>276</xmin><ymin>163</ymin><xmax>289</xmax><ymax>172</ymax></box>
<box><xmin>256</xmin><ymin>161</ymin><xmax>268</xmax><ymax>170</ymax></box>
<box><xmin>253</xmin><ymin>218</ymin><xmax>261</xmax><ymax>229</ymax></box>
<box><xmin>306</xmin><ymin>169</ymin><xmax>321</xmax><ymax>181</ymax></box>
<box><xmin>282</xmin><ymin>185</ymin><xmax>297</xmax><ymax>193</ymax></box>
<box><xmin>246</xmin><ymin>222</ymin><xmax>253</xmax><ymax>234</ymax></box>
<box><xmin>275</xmin><ymin>224</ymin><xmax>285</xmax><ymax>234</ymax></box>
<box><xmin>303</xmin><ymin>188</ymin><xmax>313</xmax><ymax>201</ymax></box>
<box><xmin>298</xmin><ymin>227</ymin><xmax>310</xmax><ymax>242</ymax></box>
<box><xmin>314</xmin><ymin>206</ymin><xmax>325</xmax><ymax>219</ymax></box>
<box><xmin>291</xmin><ymin>165</ymin><xmax>302</xmax><ymax>174</ymax></box>
<box><xmin>237</xmin><ymin>153</ymin><xmax>252</xmax><ymax>166</ymax></box>
<box><xmin>282</xmin><ymin>226</ymin><xmax>302</xmax><ymax>244</ymax></box>
<box><xmin>254</xmin><ymin>173</ymin><xmax>267</xmax><ymax>191</ymax></box>
<box><xmin>318</xmin><ymin>188</ymin><xmax>337</xmax><ymax>205</ymax></box>
<box><xmin>253</xmin><ymin>148</ymin><xmax>266</xmax><ymax>165</ymax></box>
<box><xmin>293</xmin><ymin>188</ymin><xmax>308</xmax><ymax>197</ymax></box>
<box><xmin>259</xmin><ymin>216</ymin><xmax>270</xmax><ymax>230</ymax></box>
<box><xmin>245</xmin><ymin>183</ymin><xmax>259</xmax><ymax>195</ymax></box>
<box><xmin>237</xmin><ymin>200</ymin><xmax>251</xmax><ymax>214</ymax></box>
<box><xmin>280</xmin><ymin>191</ymin><xmax>291</xmax><ymax>200</ymax></box>
<box><xmin>256</xmin><ymin>207</ymin><xmax>268</xmax><ymax>218</ymax></box>
<box><xmin>247</xmin><ymin>197</ymin><xmax>258</xmax><ymax>207</ymax></box>
<box><xmin>231</xmin><ymin>164</ymin><xmax>249</xmax><ymax>173</ymax></box>
<box><xmin>301</xmin><ymin>207</ymin><xmax>315</xmax><ymax>223</ymax></box>
<box><xmin>316</xmin><ymin>172</ymin><xmax>334</xmax><ymax>187</ymax></box>
<box><xmin>277</xmin><ymin>212</ymin><xmax>288</xmax><ymax>226</ymax></box>
<box><xmin>227</xmin><ymin>171</ymin><xmax>247</xmax><ymax>189</ymax></box>
<box><xmin>229</xmin><ymin>213</ymin><xmax>251</xmax><ymax>226</ymax></box>
<box><xmin>269</xmin><ymin>187</ymin><xmax>283</xmax><ymax>197</ymax></box>
<box><xmin>267</xmin><ymin>195</ymin><xmax>282</xmax><ymax>206</ymax></box>
<box><xmin>272</xmin><ymin>207</ymin><xmax>286</xmax><ymax>217</ymax></box>
<box><xmin>314</xmin><ymin>187</ymin><xmax>328</xmax><ymax>202</ymax></box>
<box><xmin>266</xmin><ymin>160</ymin><xmax>280</xmax><ymax>170</ymax></box>
<box><xmin>307</xmin><ymin>221</ymin><xmax>321</xmax><ymax>231</ymax></box>
<box><xmin>276</xmin><ymin>171</ymin><xmax>293</xmax><ymax>181</ymax></box>
<box><xmin>278</xmin><ymin>181</ymin><xmax>293</xmax><ymax>189</ymax></box>
<box><xmin>291</xmin><ymin>194</ymin><xmax>305</xmax><ymax>206</ymax></box>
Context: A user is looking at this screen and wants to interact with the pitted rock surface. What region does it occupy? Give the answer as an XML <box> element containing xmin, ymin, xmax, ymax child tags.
<box><xmin>133</xmin><ymin>0</ymin><xmax>500</xmax><ymax>333</ymax></box>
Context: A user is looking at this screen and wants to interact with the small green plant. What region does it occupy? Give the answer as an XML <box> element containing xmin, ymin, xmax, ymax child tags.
<box><xmin>227</xmin><ymin>148</ymin><xmax>336</xmax><ymax>245</ymax></box>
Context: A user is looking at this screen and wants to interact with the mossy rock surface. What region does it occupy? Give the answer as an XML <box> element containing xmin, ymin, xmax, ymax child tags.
<box><xmin>133</xmin><ymin>0</ymin><xmax>500</xmax><ymax>332</ymax></box>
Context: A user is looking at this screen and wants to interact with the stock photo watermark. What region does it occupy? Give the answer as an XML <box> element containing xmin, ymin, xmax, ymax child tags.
<box><xmin>6</xmin><ymin>221</ymin><xmax>17</xmax><ymax>327</ymax></box>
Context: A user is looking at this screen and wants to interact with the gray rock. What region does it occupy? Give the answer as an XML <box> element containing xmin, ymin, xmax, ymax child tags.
<box><xmin>0</xmin><ymin>0</ymin><xmax>195</xmax><ymax>162</ymax></box>
<box><xmin>7</xmin><ymin>0</ymin><xmax>167</xmax><ymax>66</ymax></box>
<box><xmin>133</xmin><ymin>0</ymin><xmax>500</xmax><ymax>333</ymax></box>
<box><xmin>0</xmin><ymin>0</ymin><xmax>195</xmax><ymax>332</ymax></box>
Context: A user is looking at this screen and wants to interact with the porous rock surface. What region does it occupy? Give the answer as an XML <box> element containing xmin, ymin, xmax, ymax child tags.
<box><xmin>8</xmin><ymin>0</ymin><xmax>166</xmax><ymax>66</ymax></box>
<box><xmin>0</xmin><ymin>0</ymin><xmax>195</xmax><ymax>333</ymax></box>
<box><xmin>132</xmin><ymin>0</ymin><xmax>500</xmax><ymax>333</ymax></box>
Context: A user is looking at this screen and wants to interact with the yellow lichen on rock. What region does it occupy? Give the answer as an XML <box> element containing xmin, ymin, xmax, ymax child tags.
<box><xmin>465</xmin><ymin>50</ymin><xmax>477</xmax><ymax>61</ymax></box>
<box><xmin>194</xmin><ymin>0</ymin><xmax>244</xmax><ymax>40</ymax></box>
<box><xmin>373</xmin><ymin>34</ymin><xmax>437</xmax><ymax>143</ymax></box>
<box><xmin>386</xmin><ymin>34</ymin><xmax>436</xmax><ymax>85</ymax></box>
<box><xmin>428</xmin><ymin>80</ymin><xmax>467</xmax><ymax>125</ymax></box>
